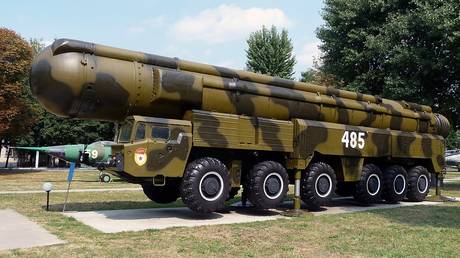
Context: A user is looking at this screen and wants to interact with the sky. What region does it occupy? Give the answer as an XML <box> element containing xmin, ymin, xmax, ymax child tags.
<box><xmin>1</xmin><ymin>0</ymin><xmax>325</xmax><ymax>78</ymax></box>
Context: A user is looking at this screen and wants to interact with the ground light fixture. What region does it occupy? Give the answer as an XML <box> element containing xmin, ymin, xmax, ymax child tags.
<box><xmin>42</xmin><ymin>182</ymin><xmax>53</xmax><ymax>211</ymax></box>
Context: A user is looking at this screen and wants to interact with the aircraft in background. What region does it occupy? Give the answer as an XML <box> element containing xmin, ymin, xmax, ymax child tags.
<box><xmin>446</xmin><ymin>149</ymin><xmax>460</xmax><ymax>172</ymax></box>
<box><xmin>13</xmin><ymin>141</ymin><xmax>115</xmax><ymax>182</ymax></box>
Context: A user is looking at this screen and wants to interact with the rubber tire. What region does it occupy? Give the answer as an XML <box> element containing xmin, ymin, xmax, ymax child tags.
<box><xmin>353</xmin><ymin>164</ymin><xmax>383</xmax><ymax>204</ymax></box>
<box><xmin>382</xmin><ymin>165</ymin><xmax>408</xmax><ymax>203</ymax></box>
<box><xmin>180</xmin><ymin>157</ymin><xmax>230</xmax><ymax>213</ymax></box>
<box><xmin>226</xmin><ymin>187</ymin><xmax>240</xmax><ymax>201</ymax></box>
<box><xmin>247</xmin><ymin>161</ymin><xmax>288</xmax><ymax>209</ymax></box>
<box><xmin>101</xmin><ymin>174</ymin><xmax>112</xmax><ymax>183</ymax></box>
<box><xmin>406</xmin><ymin>166</ymin><xmax>430</xmax><ymax>202</ymax></box>
<box><xmin>142</xmin><ymin>181</ymin><xmax>180</xmax><ymax>204</ymax></box>
<box><xmin>301</xmin><ymin>162</ymin><xmax>337</xmax><ymax>210</ymax></box>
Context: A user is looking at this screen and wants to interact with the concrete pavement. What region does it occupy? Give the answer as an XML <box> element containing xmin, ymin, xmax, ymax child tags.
<box><xmin>63</xmin><ymin>207</ymin><xmax>284</xmax><ymax>233</ymax></box>
<box><xmin>64</xmin><ymin>198</ymin><xmax>442</xmax><ymax>233</ymax></box>
<box><xmin>0</xmin><ymin>209</ymin><xmax>65</xmax><ymax>251</ymax></box>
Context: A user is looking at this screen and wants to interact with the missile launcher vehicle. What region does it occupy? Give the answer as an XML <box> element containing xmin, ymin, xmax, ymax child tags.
<box><xmin>31</xmin><ymin>39</ymin><xmax>450</xmax><ymax>212</ymax></box>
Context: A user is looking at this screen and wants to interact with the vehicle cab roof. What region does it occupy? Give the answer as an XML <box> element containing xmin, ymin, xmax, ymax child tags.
<box><xmin>127</xmin><ymin>116</ymin><xmax>191</xmax><ymax>126</ymax></box>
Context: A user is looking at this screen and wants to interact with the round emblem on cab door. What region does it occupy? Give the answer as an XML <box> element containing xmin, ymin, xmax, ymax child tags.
<box><xmin>134</xmin><ymin>148</ymin><xmax>147</xmax><ymax>166</ymax></box>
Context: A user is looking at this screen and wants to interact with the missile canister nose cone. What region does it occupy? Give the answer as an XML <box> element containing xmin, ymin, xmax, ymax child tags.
<box><xmin>30</xmin><ymin>39</ymin><xmax>131</xmax><ymax>122</ymax></box>
<box><xmin>30</xmin><ymin>44</ymin><xmax>84</xmax><ymax>118</ymax></box>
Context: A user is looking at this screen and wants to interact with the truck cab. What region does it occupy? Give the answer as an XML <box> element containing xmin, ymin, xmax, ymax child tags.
<box><xmin>107</xmin><ymin>116</ymin><xmax>192</xmax><ymax>184</ymax></box>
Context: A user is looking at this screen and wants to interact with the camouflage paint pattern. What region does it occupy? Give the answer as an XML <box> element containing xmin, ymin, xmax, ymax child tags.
<box><xmin>30</xmin><ymin>39</ymin><xmax>450</xmax><ymax>182</ymax></box>
<box><xmin>30</xmin><ymin>39</ymin><xmax>450</xmax><ymax>137</ymax></box>
<box><xmin>109</xmin><ymin>116</ymin><xmax>192</xmax><ymax>178</ymax></box>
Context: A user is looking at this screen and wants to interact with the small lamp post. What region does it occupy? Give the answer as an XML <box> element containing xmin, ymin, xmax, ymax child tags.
<box><xmin>42</xmin><ymin>182</ymin><xmax>53</xmax><ymax>211</ymax></box>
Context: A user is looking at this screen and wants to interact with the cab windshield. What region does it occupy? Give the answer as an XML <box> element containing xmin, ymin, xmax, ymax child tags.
<box><xmin>118</xmin><ymin>121</ymin><xmax>133</xmax><ymax>143</ymax></box>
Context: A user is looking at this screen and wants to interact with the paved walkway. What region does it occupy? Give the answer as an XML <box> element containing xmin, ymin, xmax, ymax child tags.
<box><xmin>64</xmin><ymin>198</ymin><xmax>441</xmax><ymax>233</ymax></box>
<box><xmin>0</xmin><ymin>187</ymin><xmax>141</xmax><ymax>195</ymax></box>
<box><xmin>0</xmin><ymin>209</ymin><xmax>65</xmax><ymax>251</ymax></box>
<box><xmin>63</xmin><ymin>207</ymin><xmax>284</xmax><ymax>233</ymax></box>
<box><xmin>310</xmin><ymin>199</ymin><xmax>440</xmax><ymax>216</ymax></box>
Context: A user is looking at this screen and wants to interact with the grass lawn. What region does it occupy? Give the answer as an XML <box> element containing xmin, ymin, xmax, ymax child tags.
<box><xmin>0</xmin><ymin>170</ymin><xmax>459</xmax><ymax>257</ymax></box>
<box><xmin>0</xmin><ymin>169</ymin><xmax>135</xmax><ymax>191</ymax></box>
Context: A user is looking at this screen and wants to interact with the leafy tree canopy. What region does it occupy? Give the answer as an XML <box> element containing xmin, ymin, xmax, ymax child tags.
<box><xmin>0</xmin><ymin>28</ymin><xmax>37</xmax><ymax>143</ymax></box>
<box><xmin>246</xmin><ymin>26</ymin><xmax>296</xmax><ymax>79</ymax></box>
<box><xmin>317</xmin><ymin>0</ymin><xmax>460</xmax><ymax>130</ymax></box>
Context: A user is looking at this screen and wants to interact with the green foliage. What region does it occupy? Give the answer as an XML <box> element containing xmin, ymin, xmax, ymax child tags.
<box><xmin>446</xmin><ymin>130</ymin><xmax>460</xmax><ymax>150</ymax></box>
<box><xmin>318</xmin><ymin>0</ymin><xmax>460</xmax><ymax>128</ymax></box>
<box><xmin>300</xmin><ymin>69</ymin><xmax>315</xmax><ymax>83</ymax></box>
<box><xmin>246</xmin><ymin>26</ymin><xmax>296</xmax><ymax>79</ymax></box>
<box><xmin>0</xmin><ymin>28</ymin><xmax>36</xmax><ymax>142</ymax></box>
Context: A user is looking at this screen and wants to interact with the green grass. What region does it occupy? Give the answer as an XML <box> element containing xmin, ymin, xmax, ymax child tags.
<box><xmin>0</xmin><ymin>169</ymin><xmax>135</xmax><ymax>191</ymax></box>
<box><xmin>0</xmin><ymin>171</ymin><xmax>459</xmax><ymax>257</ymax></box>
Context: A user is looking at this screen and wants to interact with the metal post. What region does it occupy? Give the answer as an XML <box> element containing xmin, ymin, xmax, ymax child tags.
<box><xmin>62</xmin><ymin>181</ymin><xmax>72</xmax><ymax>212</ymax></box>
<box><xmin>435</xmin><ymin>173</ymin><xmax>440</xmax><ymax>196</ymax></box>
<box><xmin>46</xmin><ymin>191</ymin><xmax>50</xmax><ymax>211</ymax></box>
<box><xmin>35</xmin><ymin>150</ymin><xmax>39</xmax><ymax>168</ymax></box>
<box><xmin>5</xmin><ymin>147</ymin><xmax>11</xmax><ymax>168</ymax></box>
<box><xmin>294</xmin><ymin>169</ymin><xmax>301</xmax><ymax>210</ymax></box>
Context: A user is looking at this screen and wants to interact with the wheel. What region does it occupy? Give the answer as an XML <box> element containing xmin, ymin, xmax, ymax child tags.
<box><xmin>301</xmin><ymin>162</ymin><xmax>337</xmax><ymax>210</ymax></box>
<box><xmin>142</xmin><ymin>180</ymin><xmax>180</xmax><ymax>204</ymax></box>
<box><xmin>353</xmin><ymin>164</ymin><xmax>383</xmax><ymax>204</ymax></box>
<box><xmin>180</xmin><ymin>157</ymin><xmax>230</xmax><ymax>213</ymax></box>
<box><xmin>226</xmin><ymin>187</ymin><xmax>240</xmax><ymax>201</ymax></box>
<box><xmin>247</xmin><ymin>161</ymin><xmax>288</xmax><ymax>209</ymax></box>
<box><xmin>406</xmin><ymin>166</ymin><xmax>430</xmax><ymax>202</ymax></box>
<box><xmin>101</xmin><ymin>173</ymin><xmax>112</xmax><ymax>183</ymax></box>
<box><xmin>382</xmin><ymin>165</ymin><xmax>408</xmax><ymax>203</ymax></box>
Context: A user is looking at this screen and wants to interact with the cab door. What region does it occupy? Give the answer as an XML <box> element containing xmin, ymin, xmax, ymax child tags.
<box><xmin>123</xmin><ymin>122</ymin><xmax>151</xmax><ymax>177</ymax></box>
<box><xmin>145</xmin><ymin>122</ymin><xmax>192</xmax><ymax>177</ymax></box>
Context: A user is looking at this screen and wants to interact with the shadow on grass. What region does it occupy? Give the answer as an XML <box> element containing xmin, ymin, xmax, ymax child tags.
<box><xmin>0</xmin><ymin>169</ymin><xmax>48</xmax><ymax>176</ymax></box>
<box><xmin>0</xmin><ymin>168</ymin><xmax>97</xmax><ymax>175</ymax></box>
<box><xmin>44</xmin><ymin>200</ymin><xmax>184</xmax><ymax>212</ymax></box>
<box><xmin>367</xmin><ymin>205</ymin><xmax>460</xmax><ymax>229</ymax></box>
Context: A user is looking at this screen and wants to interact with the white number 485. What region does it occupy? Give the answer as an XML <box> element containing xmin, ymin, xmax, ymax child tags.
<box><xmin>341</xmin><ymin>131</ymin><xmax>366</xmax><ymax>149</ymax></box>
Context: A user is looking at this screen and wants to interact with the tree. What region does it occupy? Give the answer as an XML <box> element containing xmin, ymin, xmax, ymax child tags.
<box><xmin>300</xmin><ymin>59</ymin><xmax>341</xmax><ymax>87</ymax></box>
<box><xmin>446</xmin><ymin>130</ymin><xmax>460</xmax><ymax>150</ymax></box>
<box><xmin>0</xmin><ymin>28</ymin><xmax>37</xmax><ymax>145</ymax></box>
<box><xmin>246</xmin><ymin>26</ymin><xmax>296</xmax><ymax>79</ymax></box>
<box><xmin>317</xmin><ymin>0</ymin><xmax>460</xmax><ymax>129</ymax></box>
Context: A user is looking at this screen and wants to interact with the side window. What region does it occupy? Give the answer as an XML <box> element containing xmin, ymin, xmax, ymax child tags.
<box><xmin>152</xmin><ymin>127</ymin><xmax>170</xmax><ymax>141</ymax></box>
<box><xmin>135</xmin><ymin>123</ymin><xmax>146</xmax><ymax>141</ymax></box>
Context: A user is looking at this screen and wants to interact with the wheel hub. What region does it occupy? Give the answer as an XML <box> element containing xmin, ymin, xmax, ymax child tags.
<box><xmin>202</xmin><ymin>176</ymin><xmax>220</xmax><ymax>197</ymax></box>
<box><xmin>317</xmin><ymin>176</ymin><xmax>331</xmax><ymax>195</ymax></box>
<box><xmin>394</xmin><ymin>175</ymin><xmax>405</xmax><ymax>194</ymax></box>
<box><xmin>417</xmin><ymin>175</ymin><xmax>428</xmax><ymax>193</ymax></box>
<box><xmin>265</xmin><ymin>176</ymin><xmax>281</xmax><ymax>196</ymax></box>
<box><xmin>367</xmin><ymin>174</ymin><xmax>380</xmax><ymax>195</ymax></box>
<box><xmin>263</xmin><ymin>172</ymin><xmax>284</xmax><ymax>200</ymax></box>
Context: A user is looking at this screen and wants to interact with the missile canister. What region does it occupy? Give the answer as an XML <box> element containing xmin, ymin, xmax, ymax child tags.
<box><xmin>30</xmin><ymin>39</ymin><xmax>450</xmax><ymax>137</ymax></box>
